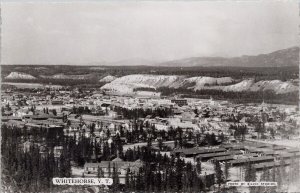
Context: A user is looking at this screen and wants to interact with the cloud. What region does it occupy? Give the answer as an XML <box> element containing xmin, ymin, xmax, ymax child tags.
<box><xmin>1</xmin><ymin>1</ymin><xmax>298</xmax><ymax>64</ymax></box>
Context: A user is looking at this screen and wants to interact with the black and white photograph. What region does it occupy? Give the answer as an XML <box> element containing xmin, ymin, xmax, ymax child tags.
<box><xmin>1</xmin><ymin>0</ymin><xmax>299</xmax><ymax>192</ymax></box>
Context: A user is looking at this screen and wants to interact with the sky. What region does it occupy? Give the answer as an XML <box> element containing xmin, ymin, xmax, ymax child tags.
<box><xmin>1</xmin><ymin>1</ymin><xmax>299</xmax><ymax>65</ymax></box>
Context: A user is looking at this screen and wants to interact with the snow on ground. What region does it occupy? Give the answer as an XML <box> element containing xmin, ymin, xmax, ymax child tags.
<box><xmin>123</xmin><ymin>141</ymin><xmax>175</xmax><ymax>151</ymax></box>
<box><xmin>71</xmin><ymin>166</ymin><xmax>84</xmax><ymax>177</ymax></box>
<box><xmin>187</xmin><ymin>76</ymin><xmax>233</xmax><ymax>91</ymax></box>
<box><xmin>5</xmin><ymin>72</ymin><xmax>36</xmax><ymax>79</ymax></box>
<box><xmin>288</xmin><ymin>182</ymin><xmax>300</xmax><ymax>192</ymax></box>
<box><xmin>40</xmin><ymin>73</ymin><xmax>93</xmax><ymax>80</ymax></box>
<box><xmin>123</xmin><ymin>142</ymin><xmax>148</xmax><ymax>151</ymax></box>
<box><xmin>102</xmin><ymin>74</ymin><xmax>234</xmax><ymax>94</ymax></box>
<box><xmin>247</xmin><ymin>138</ymin><xmax>300</xmax><ymax>148</ymax></box>
<box><xmin>223</xmin><ymin>79</ymin><xmax>254</xmax><ymax>92</ymax></box>
<box><xmin>250</xmin><ymin>80</ymin><xmax>298</xmax><ymax>94</ymax></box>
<box><xmin>101</xmin><ymin>74</ymin><xmax>297</xmax><ymax>94</ymax></box>
<box><xmin>168</xmin><ymin>118</ymin><xmax>200</xmax><ymax>130</ymax></box>
<box><xmin>99</xmin><ymin>75</ymin><xmax>117</xmax><ymax>83</ymax></box>
<box><xmin>102</xmin><ymin>74</ymin><xmax>180</xmax><ymax>94</ymax></box>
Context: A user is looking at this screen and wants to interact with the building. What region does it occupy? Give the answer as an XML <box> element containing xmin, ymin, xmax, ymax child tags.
<box><xmin>54</xmin><ymin>146</ymin><xmax>63</xmax><ymax>158</ymax></box>
<box><xmin>229</xmin><ymin>156</ymin><xmax>275</xmax><ymax>166</ymax></box>
<box><xmin>172</xmin><ymin>147</ymin><xmax>227</xmax><ymax>158</ymax></box>
<box><xmin>84</xmin><ymin>158</ymin><xmax>143</xmax><ymax>184</ymax></box>
<box><xmin>171</xmin><ymin>99</ymin><xmax>188</xmax><ymax>107</ymax></box>
<box><xmin>52</xmin><ymin>100</ymin><xmax>64</xmax><ymax>105</ymax></box>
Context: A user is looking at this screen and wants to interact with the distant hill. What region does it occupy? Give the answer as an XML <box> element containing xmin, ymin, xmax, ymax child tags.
<box><xmin>159</xmin><ymin>47</ymin><xmax>299</xmax><ymax>67</ymax></box>
<box><xmin>101</xmin><ymin>74</ymin><xmax>298</xmax><ymax>95</ymax></box>
<box><xmin>99</xmin><ymin>75</ymin><xmax>117</xmax><ymax>83</ymax></box>
<box><xmin>5</xmin><ymin>72</ymin><xmax>37</xmax><ymax>80</ymax></box>
<box><xmin>106</xmin><ymin>58</ymin><xmax>158</xmax><ymax>66</ymax></box>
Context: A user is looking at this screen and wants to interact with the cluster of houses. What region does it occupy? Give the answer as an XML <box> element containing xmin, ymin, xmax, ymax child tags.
<box><xmin>83</xmin><ymin>157</ymin><xmax>144</xmax><ymax>184</ymax></box>
<box><xmin>1</xmin><ymin>86</ymin><xmax>300</xmax><ymax>185</ymax></box>
<box><xmin>172</xmin><ymin>141</ymin><xmax>300</xmax><ymax>170</ymax></box>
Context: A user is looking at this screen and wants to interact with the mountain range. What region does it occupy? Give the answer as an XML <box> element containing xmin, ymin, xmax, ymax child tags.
<box><xmin>158</xmin><ymin>47</ymin><xmax>299</xmax><ymax>67</ymax></box>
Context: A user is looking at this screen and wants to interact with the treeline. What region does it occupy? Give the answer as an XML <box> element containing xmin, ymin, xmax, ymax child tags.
<box><xmin>2</xmin><ymin>78</ymin><xmax>106</xmax><ymax>87</ymax></box>
<box><xmin>3</xmin><ymin>65</ymin><xmax>298</xmax><ymax>83</ymax></box>
<box><xmin>102</xmin><ymin>66</ymin><xmax>298</xmax><ymax>81</ymax></box>
<box><xmin>1</xmin><ymin>65</ymin><xmax>103</xmax><ymax>77</ymax></box>
<box><xmin>133</xmin><ymin>87</ymin><xmax>157</xmax><ymax>92</ymax></box>
<box><xmin>157</xmin><ymin>87</ymin><xmax>298</xmax><ymax>105</ymax></box>
<box><xmin>1</xmin><ymin>124</ymin><xmax>71</xmax><ymax>193</ymax></box>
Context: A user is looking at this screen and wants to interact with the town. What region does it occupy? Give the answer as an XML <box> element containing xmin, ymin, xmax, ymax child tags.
<box><xmin>1</xmin><ymin>82</ymin><xmax>300</xmax><ymax>192</ymax></box>
<box><xmin>1</xmin><ymin>1</ymin><xmax>299</xmax><ymax>192</ymax></box>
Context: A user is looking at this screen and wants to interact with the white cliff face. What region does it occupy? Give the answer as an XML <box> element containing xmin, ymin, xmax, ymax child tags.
<box><xmin>101</xmin><ymin>74</ymin><xmax>298</xmax><ymax>95</ymax></box>
<box><xmin>40</xmin><ymin>73</ymin><xmax>92</xmax><ymax>80</ymax></box>
<box><xmin>250</xmin><ymin>80</ymin><xmax>298</xmax><ymax>94</ymax></box>
<box><xmin>108</xmin><ymin>74</ymin><xmax>180</xmax><ymax>87</ymax></box>
<box><xmin>99</xmin><ymin>75</ymin><xmax>117</xmax><ymax>83</ymax></box>
<box><xmin>5</xmin><ymin>72</ymin><xmax>36</xmax><ymax>80</ymax></box>
<box><xmin>101</xmin><ymin>74</ymin><xmax>180</xmax><ymax>94</ymax></box>
<box><xmin>186</xmin><ymin>76</ymin><xmax>233</xmax><ymax>91</ymax></box>
<box><xmin>223</xmin><ymin>79</ymin><xmax>254</xmax><ymax>92</ymax></box>
<box><xmin>222</xmin><ymin>79</ymin><xmax>298</xmax><ymax>94</ymax></box>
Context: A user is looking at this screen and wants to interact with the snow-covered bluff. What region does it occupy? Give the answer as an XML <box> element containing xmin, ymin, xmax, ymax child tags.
<box><xmin>101</xmin><ymin>74</ymin><xmax>298</xmax><ymax>94</ymax></box>
<box><xmin>222</xmin><ymin>79</ymin><xmax>298</xmax><ymax>94</ymax></box>
<box><xmin>99</xmin><ymin>75</ymin><xmax>117</xmax><ymax>83</ymax></box>
<box><xmin>5</xmin><ymin>72</ymin><xmax>36</xmax><ymax>80</ymax></box>
<box><xmin>101</xmin><ymin>74</ymin><xmax>180</xmax><ymax>93</ymax></box>
<box><xmin>101</xmin><ymin>74</ymin><xmax>234</xmax><ymax>94</ymax></box>
<box><xmin>40</xmin><ymin>73</ymin><xmax>93</xmax><ymax>80</ymax></box>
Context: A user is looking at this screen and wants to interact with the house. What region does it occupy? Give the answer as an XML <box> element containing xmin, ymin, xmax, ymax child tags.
<box><xmin>254</xmin><ymin>161</ymin><xmax>291</xmax><ymax>170</ymax></box>
<box><xmin>172</xmin><ymin>147</ymin><xmax>227</xmax><ymax>158</ymax></box>
<box><xmin>211</xmin><ymin>155</ymin><xmax>234</xmax><ymax>163</ymax></box>
<box><xmin>276</xmin><ymin>152</ymin><xmax>300</xmax><ymax>161</ymax></box>
<box><xmin>181</xmin><ymin>111</ymin><xmax>196</xmax><ymax>122</ymax></box>
<box><xmin>1</xmin><ymin>116</ymin><xmax>22</xmax><ymax>122</ymax></box>
<box><xmin>154</xmin><ymin>123</ymin><xmax>169</xmax><ymax>131</ymax></box>
<box><xmin>286</xmin><ymin>148</ymin><xmax>300</xmax><ymax>154</ymax></box>
<box><xmin>54</xmin><ymin>146</ymin><xmax>63</xmax><ymax>158</ymax></box>
<box><xmin>197</xmin><ymin>152</ymin><xmax>232</xmax><ymax>162</ymax></box>
<box><xmin>273</xmin><ymin>146</ymin><xmax>286</xmax><ymax>151</ymax></box>
<box><xmin>21</xmin><ymin>141</ymin><xmax>33</xmax><ymax>152</ymax></box>
<box><xmin>39</xmin><ymin>145</ymin><xmax>49</xmax><ymax>158</ymax></box>
<box><xmin>196</xmin><ymin>150</ymin><xmax>242</xmax><ymax>162</ymax></box>
<box><xmin>52</xmin><ymin>100</ymin><xmax>64</xmax><ymax>105</ymax></box>
<box><xmin>84</xmin><ymin>158</ymin><xmax>143</xmax><ymax>184</ymax></box>
<box><xmin>229</xmin><ymin>156</ymin><xmax>275</xmax><ymax>166</ymax></box>
<box><xmin>171</xmin><ymin>99</ymin><xmax>188</xmax><ymax>107</ymax></box>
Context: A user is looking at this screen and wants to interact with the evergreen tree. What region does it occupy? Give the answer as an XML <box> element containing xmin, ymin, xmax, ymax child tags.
<box><xmin>175</xmin><ymin>158</ymin><xmax>184</xmax><ymax>191</ymax></box>
<box><xmin>214</xmin><ymin>161</ymin><xmax>224</xmax><ymax>190</ymax></box>
<box><xmin>112</xmin><ymin>163</ymin><xmax>120</xmax><ymax>192</ymax></box>
<box><xmin>97</xmin><ymin>166</ymin><xmax>104</xmax><ymax>178</ymax></box>
<box><xmin>52</xmin><ymin>109</ymin><xmax>57</xmax><ymax>116</ymax></box>
<box><xmin>107</xmin><ymin>162</ymin><xmax>111</xmax><ymax>178</ymax></box>
<box><xmin>259</xmin><ymin>165</ymin><xmax>271</xmax><ymax>192</ymax></box>
<box><xmin>224</xmin><ymin>161</ymin><xmax>230</xmax><ymax>182</ymax></box>
<box><xmin>244</xmin><ymin>162</ymin><xmax>256</xmax><ymax>181</ymax></box>
<box><xmin>125</xmin><ymin>168</ymin><xmax>130</xmax><ymax>191</ymax></box>
<box><xmin>196</xmin><ymin>158</ymin><xmax>202</xmax><ymax>175</ymax></box>
<box><xmin>155</xmin><ymin>171</ymin><xmax>162</xmax><ymax>192</ymax></box>
<box><xmin>278</xmin><ymin>158</ymin><xmax>287</xmax><ymax>191</ymax></box>
<box><xmin>244</xmin><ymin>162</ymin><xmax>257</xmax><ymax>193</ymax></box>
